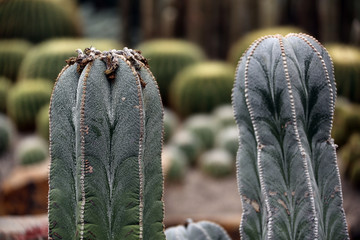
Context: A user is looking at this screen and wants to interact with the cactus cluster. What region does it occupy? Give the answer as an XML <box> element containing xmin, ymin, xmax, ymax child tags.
<box><xmin>48</xmin><ymin>47</ymin><xmax>165</xmax><ymax>239</ymax></box>
<box><xmin>170</xmin><ymin>61</ymin><xmax>235</xmax><ymax>118</ymax></box>
<box><xmin>162</xmin><ymin>146</ymin><xmax>188</xmax><ymax>183</ymax></box>
<box><xmin>199</xmin><ymin>149</ymin><xmax>234</xmax><ymax>178</ymax></box>
<box><xmin>138</xmin><ymin>39</ymin><xmax>205</xmax><ymax>105</ymax></box>
<box><xmin>7</xmin><ymin>79</ymin><xmax>52</xmax><ymax>131</ymax></box>
<box><xmin>0</xmin><ymin>0</ymin><xmax>81</xmax><ymax>43</ymax></box>
<box><xmin>0</xmin><ymin>40</ymin><xmax>32</xmax><ymax>81</ymax></box>
<box><xmin>232</xmin><ymin>33</ymin><xmax>349</xmax><ymax>239</ymax></box>
<box><xmin>16</xmin><ymin>136</ymin><xmax>48</xmax><ymax>165</ymax></box>
<box><xmin>0</xmin><ymin>77</ymin><xmax>12</xmax><ymax>113</ymax></box>
<box><xmin>19</xmin><ymin>38</ymin><xmax>121</xmax><ymax>82</ymax></box>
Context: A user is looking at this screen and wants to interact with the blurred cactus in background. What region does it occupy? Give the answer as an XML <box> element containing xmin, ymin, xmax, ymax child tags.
<box><xmin>199</xmin><ymin>149</ymin><xmax>234</xmax><ymax>178</ymax></box>
<box><xmin>19</xmin><ymin>38</ymin><xmax>121</xmax><ymax>82</ymax></box>
<box><xmin>36</xmin><ymin>104</ymin><xmax>49</xmax><ymax>141</ymax></box>
<box><xmin>0</xmin><ymin>40</ymin><xmax>32</xmax><ymax>81</ymax></box>
<box><xmin>163</xmin><ymin>108</ymin><xmax>180</xmax><ymax>143</ymax></box>
<box><xmin>215</xmin><ymin>126</ymin><xmax>239</xmax><ymax>158</ymax></box>
<box><xmin>138</xmin><ymin>39</ymin><xmax>205</xmax><ymax>105</ymax></box>
<box><xmin>170</xmin><ymin>129</ymin><xmax>202</xmax><ymax>166</ymax></box>
<box><xmin>170</xmin><ymin>61</ymin><xmax>234</xmax><ymax>118</ymax></box>
<box><xmin>212</xmin><ymin>105</ymin><xmax>236</xmax><ymax>128</ymax></box>
<box><xmin>0</xmin><ymin>114</ymin><xmax>14</xmax><ymax>156</ymax></box>
<box><xmin>7</xmin><ymin>79</ymin><xmax>52</xmax><ymax>131</ymax></box>
<box><xmin>162</xmin><ymin>145</ymin><xmax>188</xmax><ymax>183</ymax></box>
<box><xmin>0</xmin><ymin>77</ymin><xmax>12</xmax><ymax>113</ymax></box>
<box><xmin>16</xmin><ymin>136</ymin><xmax>48</xmax><ymax>166</ymax></box>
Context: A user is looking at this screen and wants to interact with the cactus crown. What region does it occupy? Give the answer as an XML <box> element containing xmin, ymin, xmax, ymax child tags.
<box><xmin>232</xmin><ymin>33</ymin><xmax>349</xmax><ymax>239</ymax></box>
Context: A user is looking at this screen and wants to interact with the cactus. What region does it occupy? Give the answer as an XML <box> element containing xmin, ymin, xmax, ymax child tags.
<box><xmin>0</xmin><ymin>114</ymin><xmax>13</xmax><ymax>156</ymax></box>
<box><xmin>0</xmin><ymin>40</ymin><xmax>32</xmax><ymax>81</ymax></box>
<box><xmin>165</xmin><ymin>219</ymin><xmax>231</xmax><ymax>240</ymax></box>
<box><xmin>16</xmin><ymin>136</ymin><xmax>48</xmax><ymax>165</ymax></box>
<box><xmin>339</xmin><ymin>134</ymin><xmax>360</xmax><ymax>178</ymax></box>
<box><xmin>199</xmin><ymin>149</ymin><xmax>234</xmax><ymax>178</ymax></box>
<box><xmin>19</xmin><ymin>38</ymin><xmax>121</xmax><ymax>82</ymax></box>
<box><xmin>137</xmin><ymin>39</ymin><xmax>205</xmax><ymax>105</ymax></box>
<box><xmin>0</xmin><ymin>0</ymin><xmax>81</xmax><ymax>43</ymax></box>
<box><xmin>170</xmin><ymin>61</ymin><xmax>234</xmax><ymax>118</ymax></box>
<box><xmin>170</xmin><ymin>129</ymin><xmax>202</xmax><ymax>166</ymax></box>
<box><xmin>48</xmin><ymin>47</ymin><xmax>165</xmax><ymax>239</ymax></box>
<box><xmin>350</xmin><ymin>160</ymin><xmax>360</xmax><ymax>188</ymax></box>
<box><xmin>232</xmin><ymin>33</ymin><xmax>349</xmax><ymax>239</ymax></box>
<box><xmin>228</xmin><ymin>26</ymin><xmax>303</xmax><ymax>66</ymax></box>
<box><xmin>212</xmin><ymin>104</ymin><xmax>236</xmax><ymax>128</ymax></box>
<box><xmin>163</xmin><ymin>108</ymin><xmax>180</xmax><ymax>143</ymax></box>
<box><xmin>7</xmin><ymin>79</ymin><xmax>52</xmax><ymax>131</ymax></box>
<box><xmin>215</xmin><ymin>126</ymin><xmax>239</xmax><ymax>158</ymax></box>
<box><xmin>325</xmin><ymin>44</ymin><xmax>360</xmax><ymax>103</ymax></box>
<box><xmin>0</xmin><ymin>77</ymin><xmax>12</xmax><ymax>113</ymax></box>
<box><xmin>162</xmin><ymin>145</ymin><xmax>188</xmax><ymax>183</ymax></box>
<box><xmin>36</xmin><ymin>104</ymin><xmax>49</xmax><ymax>140</ymax></box>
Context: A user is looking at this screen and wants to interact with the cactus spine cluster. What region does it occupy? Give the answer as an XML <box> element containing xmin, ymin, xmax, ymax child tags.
<box><xmin>48</xmin><ymin>47</ymin><xmax>165</xmax><ymax>239</ymax></box>
<box><xmin>232</xmin><ymin>33</ymin><xmax>349</xmax><ymax>239</ymax></box>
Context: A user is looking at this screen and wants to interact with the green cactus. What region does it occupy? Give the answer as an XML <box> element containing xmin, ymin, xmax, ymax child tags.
<box><xmin>215</xmin><ymin>126</ymin><xmax>239</xmax><ymax>158</ymax></box>
<box><xmin>163</xmin><ymin>108</ymin><xmax>180</xmax><ymax>143</ymax></box>
<box><xmin>16</xmin><ymin>136</ymin><xmax>48</xmax><ymax>165</ymax></box>
<box><xmin>325</xmin><ymin>44</ymin><xmax>360</xmax><ymax>103</ymax></box>
<box><xmin>170</xmin><ymin>129</ymin><xmax>202</xmax><ymax>166</ymax></box>
<box><xmin>48</xmin><ymin>47</ymin><xmax>165</xmax><ymax>239</ymax></box>
<box><xmin>0</xmin><ymin>40</ymin><xmax>32</xmax><ymax>81</ymax></box>
<box><xmin>165</xmin><ymin>219</ymin><xmax>231</xmax><ymax>240</ymax></box>
<box><xmin>0</xmin><ymin>77</ymin><xmax>12</xmax><ymax>113</ymax></box>
<box><xmin>339</xmin><ymin>134</ymin><xmax>360</xmax><ymax>178</ymax></box>
<box><xmin>212</xmin><ymin>104</ymin><xmax>236</xmax><ymax>128</ymax></box>
<box><xmin>170</xmin><ymin>61</ymin><xmax>235</xmax><ymax>118</ymax></box>
<box><xmin>36</xmin><ymin>104</ymin><xmax>49</xmax><ymax>140</ymax></box>
<box><xmin>137</xmin><ymin>39</ymin><xmax>206</xmax><ymax>105</ymax></box>
<box><xmin>0</xmin><ymin>0</ymin><xmax>81</xmax><ymax>43</ymax></box>
<box><xmin>228</xmin><ymin>26</ymin><xmax>303</xmax><ymax>66</ymax></box>
<box><xmin>199</xmin><ymin>149</ymin><xmax>234</xmax><ymax>178</ymax></box>
<box><xmin>7</xmin><ymin>79</ymin><xmax>52</xmax><ymax>131</ymax></box>
<box><xmin>0</xmin><ymin>114</ymin><xmax>14</xmax><ymax>156</ymax></box>
<box><xmin>19</xmin><ymin>38</ymin><xmax>121</xmax><ymax>82</ymax></box>
<box><xmin>232</xmin><ymin>33</ymin><xmax>349</xmax><ymax>239</ymax></box>
<box><xmin>162</xmin><ymin>145</ymin><xmax>188</xmax><ymax>183</ymax></box>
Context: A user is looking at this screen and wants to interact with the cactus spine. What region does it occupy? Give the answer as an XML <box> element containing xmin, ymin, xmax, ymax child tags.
<box><xmin>232</xmin><ymin>34</ymin><xmax>349</xmax><ymax>239</ymax></box>
<box><xmin>48</xmin><ymin>47</ymin><xmax>165</xmax><ymax>239</ymax></box>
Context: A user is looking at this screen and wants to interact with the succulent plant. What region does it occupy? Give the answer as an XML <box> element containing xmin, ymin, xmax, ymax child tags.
<box><xmin>48</xmin><ymin>47</ymin><xmax>165</xmax><ymax>239</ymax></box>
<box><xmin>339</xmin><ymin>134</ymin><xmax>360</xmax><ymax>178</ymax></box>
<box><xmin>164</xmin><ymin>108</ymin><xmax>180</xmax><ymax>143</ymax></box>
<box><xmin>16</xmin><ymin>136</ymin><xmax>48</xmax><ymax>165</ymax></box>
<box><xmin>212</xmin><ymin>104</ymin><xmax>236</xmax><ymax>128</ymax></box>
<box><xmin>199</xmin><ymin>149</ymin><xmax>234</xmax><ymax>178</ymax></box>
<box><xmin>36</xmin><ymin>104</ymin><xmax>49</xmax><ymax>140</ymax></box>
<box><xmin>215</xmin><ymin>126</ymin><xmax>239</xmax><ymax>158</ymax></box>
<box><xmin>170</xmin><ymin>61</ymin><xmax>235</xmax><ymax>118</ymax></box>
<box><xmin>232</xmin><ymin>33</ymin><xmax>349</xmax><ymax>239</ymax></box>
<box><xmin>162</xmin><ymin>145</ymin><xmax>188</xmax><ymax>183</ymax></box>
<box><xmin>0</xmin><ymin>114</ymin><xmax>14</xmax><ymax>156</ymax></box>
<box><xmin>7</xmin><ymin>79</ymin><xmax>52</xmax><ymax>131</ymax></box>
<box><xmin>0</xmin><ymin>40</ymin><xmax>32</xmax><ymax>81</ymax></box>
<box><xmin>165</xmin><ymin>219</ymin><xmax>231</xmax><ymax>240</ymax></box>
<box><xmin>0</xmin><ymin>76</ymin><xmax>12</xmax><ymax>113</ymax></box>
<box><xmin>228</xmin><ymin>26</ymin><xmax>303</xmax><ymax>65</ymax></box>
<box><xmin>0</xmin><ymin>0</ymin><xmax>81</xmax><ymax>43</ymax></box>
<box><xmin>350</xmin><ymin>160</ymin><xmax>360</xmax><ymax>188</ymax></box>
<box><xmin>138</xmin><ymin>39</ymin><xmax>205</xmax><ymax>105</ymax></box>
<box><xmin>326</xmin><ymin>44</ymin><xmax>360</xmax><ymax>103</ymax></box>
<box><xmin>19</xmin><ymin>38</ymin><xmax>121</xmax><ymax>82</ymax></box>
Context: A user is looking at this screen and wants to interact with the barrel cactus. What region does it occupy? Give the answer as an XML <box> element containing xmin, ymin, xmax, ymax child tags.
<box><xmin>326</xmin><ymin>44</ymin><xmax>360</xmax><ymax>103</ymax></box>
<box><xmin>339</xmin><ymin>134</ymin><xmax>360</xmax><ymax>178</ymax></box>
<box><xmin>0</xmin><ymin>0</ymin><xmax>81</xmax><ymax>43</ymax></box>
<box><xmin>199</xmin><ymin>149</ymin><xmax>234</xmax><ymax>178</ymax></box>
<box><xmin>7</xmin><ymin>79</ymin><xmax>52</xmax><ymax>131</ymax></box>
<box><xmin>36</xmin><ymin>104</ymin><xmax>49</xmax><ymax>140</ymax></box>
<box><xmin>212</xmin><ymin>104</ymin><xmax>236</xmax><ymax>128</ymax></box>
<box><xmin>163</xmin><ymin>108</ymin><xmax>180</xmax><ymax>143</ymax></box>
<box><xmin>0</xmin><ymin>114</ymin><xmax>14</xmax><ymax>156</ymax></box>
<box><xmin>48</xmin><ymin>47</ymin><xmax>165</xmax><ymax>239</ymax></box>
<box><xmin>165</xmin><ymin>219</ymin><xmax>231</xmax><ymax>240</ymax></box>
<box><xmin>215</xmin><ymin>126</ymin><xmax>239</xmax><ymax>158</ymax></box>
<box><xmin>0</xmin><ymin>40</ymin><xmax>32</xmax><ymax>81</ymax></box>
<box><xmin>162</xmin><ymin>145</ymin><xmax>188</xmax><ymax>183</ymax></box>
<box><xmin>19</xmin><ymin>38</ymin><xmax>121</xmax><ymax>82</ymax></box>
<box><xmin>16</xmin><ymin>136</ymin><xmax>48</xmax><ymax>165</ymax></box>
<box><xmin>170</xmin><ymin>61</ymin><xmax>234</xmax><ymax>118</ymax></box>
<box><xmin>232</xmin><ymin>33</ymin><xmax>349</xmax><ymax>239</ymax></box>
<box><xmin>0</xmin><ymin>77</ymin><xmax>12</xmax><ymax>113</ymax></box>
<box><xmin>137</xmin><ymin>39</ymin><xmax>205</xmax><ymax>105</ymax></box>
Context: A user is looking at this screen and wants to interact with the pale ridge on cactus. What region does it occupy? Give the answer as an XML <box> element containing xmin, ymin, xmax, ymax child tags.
<box><xmin>48</xmin><ymin>47</ymin><xmax>165</xmax><ymax>239</ymax></box>
<box><xmin>232</xmin><ymin>33</ymin><xmax>349</xmax><ymax>239</ymax></box>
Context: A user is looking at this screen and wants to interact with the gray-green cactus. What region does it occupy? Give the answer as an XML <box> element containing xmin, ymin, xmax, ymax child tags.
<box><xmin>232</xmin><ymin>33</ymin><xmax>349</xmax><ymax>239</ymax></box>
<box><xmin>0</xmin><ymin>114</ymin><xmax>13</xmax><ymax>156</ymax></box>
<box><xmin>16</xmin><ymin>136</ymin><xmax>48</xmax><ymax>165</ymax></box>
<box><xmin>199</xmin><ymin>149</ymin><xmax>234</xmax><ymax>178</ymax></box>
<box><xmin>48</xmin><ymin>47</ymin><xmax>165</xmax><ymax>239</ymax></box>
<box><xmin>165</xmin><ymin>219</ymin><xmax>231</xmax><ymax>240</ymax></box>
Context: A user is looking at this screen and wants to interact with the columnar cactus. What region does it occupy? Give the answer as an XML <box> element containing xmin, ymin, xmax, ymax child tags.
<box><xmin>48</xmin><ymin>47</ymin><xmax>165</xmax><ymax>239</ymax></box>
<box><xmin>232</xmin><ymin>34</ymin><xmax>349</xmax><ymax>239</ymax></box>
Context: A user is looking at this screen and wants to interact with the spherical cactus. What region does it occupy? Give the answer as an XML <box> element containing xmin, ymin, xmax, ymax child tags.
<box><xmin>0</xmin><ymin>40</ymin><xmax>32</xmax><ymax>81</ymax></box>
<box><xmin>199</xmin><ymin>149</ymin><xmax>234</xmax><ymax>178</ymax></box>
<box><xmin>170</xmin><ymin>129</ymin><xmax>202</xmax><ymax>165</ymax></box>
<box><xmin>137</xmin><ymin>39</ymin><xmax>206</xmax><ymax>105</ymax></box>
<box><xmin>7</xmin><ymin>79</ymin><xmax>52</xmax><ymax>131</ymax></box>
<box><xmin>228</xmin><ymin>26</ymin><xmax>303</xmax><ymax>65</ymax></box>
<box><xmin>215</xmin><ymin>126</ymin><xmax>239</xmax><ymax>158</ymax></box>
<box><xmin>163</xmin><ymin>108</ymin><xmax>180</xmax><ymax>143</ymax></box>
<box><xmin>0</xmin><ymin>0</ymin><xmax>81</xmax><ymax>43</ymax></box>
<box><xmin>16</xmin><ymin>136</ymin><xmax>48</xmax><ymax>165</ymax></box>
<box><xmin>184</xmin><ymin>114</ymin><xmax>219</xmax><ymax>149</ymax></box>
<box><xmin>170</xmin><ymin>61</ymin><xmax>235</xmax><ymax>117</ymax></box>
<box><xmin>212</xmin><ymin>104</ymin><xmax>236</xmax><ymax>128</ymax></box>
<box><xmin>19</xmin><ymin>38</ymin><xmax>121</xmax><ymax>82</ymax></box>
<box><xmin>326</xmin><ymin>44</ymin><xmax>360</xmax><ymax>103</ymax></box>
<box><xmin>0</xmin><ymin>77</ymin><xmax>12</xmax><ymax>113</ymax></box>
<box><xmin>36</xmin><ymin>104</ymin><xmax>49</xmax><ymax>140</ymax></box>
<box><xmin>162</xmin><ymin>145</ymin><xmax>188</xmax><ymax>183</ymax></box>
<box><xmin>0</xmin><ymin>114</ymin><xmax>14</xmax><ymax>156</ymax></box>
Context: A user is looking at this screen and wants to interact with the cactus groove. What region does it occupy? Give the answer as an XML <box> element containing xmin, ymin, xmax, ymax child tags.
<box><xmin>232</xmin><ymin>33</ymin><xmax>349</xmax><ymax>239</ymax></box>
<box><xmin>48</xmin><ymin>47</ymin><xmax>165</xmax><ymax>239</ymax></box>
